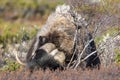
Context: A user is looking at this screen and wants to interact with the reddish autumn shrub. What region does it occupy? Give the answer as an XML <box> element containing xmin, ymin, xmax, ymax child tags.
<box><xmin>0</xmin><ymin>64</ymin><xmax>120</xmax><ymax>80</ymax></box>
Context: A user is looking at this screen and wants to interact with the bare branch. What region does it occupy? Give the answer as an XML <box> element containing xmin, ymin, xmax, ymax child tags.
<box><xmin>93</xmin><ymin>15</ymin><xmax>112</xmax><ymax>38</ymax></box>
<box><xmin>81</xmin><ymin>51</ymin><xmax>97</xmax><ymax>62</ymax></box>
<box><xmin>74</xmin><ymin>39</ymin><xmax>94</xmax><ymax>69</ymax></box>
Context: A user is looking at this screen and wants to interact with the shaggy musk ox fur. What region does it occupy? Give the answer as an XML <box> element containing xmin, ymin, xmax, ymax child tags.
<box><xmin>26</xmin><ymin>4</ymin><xmax>76</xmax><ymax>65</ymax></box>
<box><xmin>17</xmin><ymin>4</ymin><xmax>101</xmax><ymax>70</ymax></box>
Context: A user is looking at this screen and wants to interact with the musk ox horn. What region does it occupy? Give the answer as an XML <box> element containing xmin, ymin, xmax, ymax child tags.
<box><xmin>15</xmin><ymin>43</ymin><xmax>56</xmax><ymax>66</ymax></box>
<box><xmin>14</xmin><ymin>52</ymin><xmax>26</xmax><ymax>66</ymax></box>
<box><xmin>15</xmin><ymin>42</ymin><xmax>66</xmax><ymax>70</ymax></box>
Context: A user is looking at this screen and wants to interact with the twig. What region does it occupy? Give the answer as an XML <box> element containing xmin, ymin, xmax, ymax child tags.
<box><xmin>74</xmin><ymin>31</ymin><xmax>120</xmax><ymax>69</ymax></box>
<box><xmin>93</xmin><ymin>15</ymin><xmax>112</xmax><ymax>38</ymax></box>
<box><xmin>81</xmin><ymin>51</ymin><xmax>97</xmax><ymax>62</ymax></box>
<box><xmin>67</xmin><ymin>22</ymin><xmax>79</xmax><ymax>68</ymax></box>
<box><xmin>74</xmin><ymin>39</ymin><xmax>94</xmax><ymax>69</ymax></box>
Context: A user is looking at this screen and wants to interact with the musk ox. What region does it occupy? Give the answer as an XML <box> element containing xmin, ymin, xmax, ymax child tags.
<box><xmin>15</xmin><ymin>43</ymin><xmax>65</xmax><ymax>71</ymax></box>
<box><xmin>26</xmin><ymin>4</ymin><xmax>76</xmax><ymax>65</ymax></box>
<box><xmin>16</xmin><ymin>4</ymin><xmax>100</xmax><ymax>70</ymax></box>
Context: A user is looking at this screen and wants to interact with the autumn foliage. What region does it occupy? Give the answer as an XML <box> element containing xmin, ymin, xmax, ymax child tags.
<box><xmin>0</xmin><ymin>64</ymin><xmax>120</xmax><ymax>80</ymax></box>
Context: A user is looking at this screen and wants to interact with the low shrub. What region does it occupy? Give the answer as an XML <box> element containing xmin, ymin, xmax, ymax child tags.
<box><xmin>0</xmin><ymin>58</ymin><xmax>20</xmax><ymax>71</ymax></box>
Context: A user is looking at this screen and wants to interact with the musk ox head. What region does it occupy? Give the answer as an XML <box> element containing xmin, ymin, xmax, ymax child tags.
<box><xmin>15</xmin><ymin>43</ymin><xmax>66</xmax><ymax>71</ymax></box>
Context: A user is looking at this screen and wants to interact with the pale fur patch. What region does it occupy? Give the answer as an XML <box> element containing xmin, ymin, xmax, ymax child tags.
<box><xmin>55</xmin><ymin>4</ymin><xmax>70</xmax><ymax>14</ymax></box>
<box><xmin>40</xmin><ymin>43</ymin><xmax>56</xmax><ymax>53</ymax></box>
<box><xmin>54</xmin><ymin>51</ymin><xmax>65</xmax><ymax>64</ymax></box>
<box><xmin>49</xmin><ymin>49</ymin><xmax>58</xmax><ymax>56</ymax></box>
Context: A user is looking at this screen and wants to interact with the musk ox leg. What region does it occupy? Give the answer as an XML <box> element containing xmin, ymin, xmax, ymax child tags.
<box><xmin>84</xmin><ymin>33</ymin><xmax>101</xmax><ymax>69</ymax></box>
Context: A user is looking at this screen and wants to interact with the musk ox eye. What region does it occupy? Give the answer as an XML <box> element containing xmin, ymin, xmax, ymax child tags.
<box><xmin>37</xmin><ymin>36</ymin><xmax>47</xmax><ymax>48</ymax></box>
<box><xmin>39</xmin><ymin>36</ymin><xmax>47</xmax><ymax>44</ymax></box>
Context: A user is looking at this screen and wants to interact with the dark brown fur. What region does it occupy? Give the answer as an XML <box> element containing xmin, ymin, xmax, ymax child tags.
<box><xmin>26</xmin><ymin>5</ymin><xmax>100</xmax><ymax>70</ymax></box>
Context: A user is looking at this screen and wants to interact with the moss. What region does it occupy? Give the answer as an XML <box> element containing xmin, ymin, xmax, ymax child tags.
<box><xmin>95</xmin><ymin>26</ymin><xmax>119</xmax><ymax>44</ymax></box>
<box><xmin>0</xmin><ymin>19</ymin><xmax>38</xmax><ymax>46</ymax></box>
<box><xmin>73</xmin><ymin>0</ymin><xmax>120</xmax><ymax>15</ymax></box>
<box><xmin>114</xmin><ymin>48</ymin><xmax>120</xmax><ymax>64</ymax></box>
<box><xmin>0</xmin><ymin>0</ymin><xmax>64</xmax><ymax>46</ymax></box>
<box><xmin>0</xmin><ymin>0</ymin><xmax>64</xmax><ymax>11</ymax></box>
<box><xmin>94</xmin><ymin>36</ymin><xmax>103</xmax><ymax>44</ymax></box>
<box><xmin>103</xmin><ymin>26</ymin><xmax>119</xmax><ymax>36</ymax></box>
<box><xmin>0</xmin><ymin>58</ymin><xmax>20</xmax><ymax>71</ymax></box>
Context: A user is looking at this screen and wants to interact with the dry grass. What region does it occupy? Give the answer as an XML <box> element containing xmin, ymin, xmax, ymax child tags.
<box><xmin>0</xmin><ymin>64</ymin><xmax>120</xmax><ymax>80</ymax></box>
